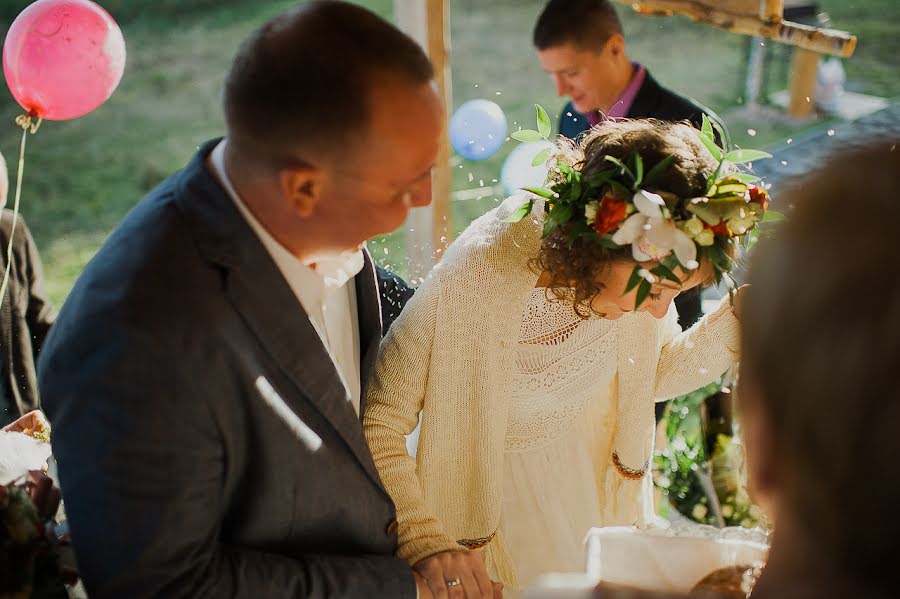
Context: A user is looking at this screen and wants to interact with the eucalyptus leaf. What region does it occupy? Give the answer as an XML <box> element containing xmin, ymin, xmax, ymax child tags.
<box><xmin>635</xmin><ymin>279</ymin><xmax>652</xmax><ymax>310</ymax></box>
<box><xmin>511</xmin><ymin>129</ymin><xmax>544</xmax><ymax>142</ymax></box>
<box><xmin>762</xmin><ymin>210</ymin><xmax>785</xmax><ymax>222</ymax></box>
<box><xmin>530</xmin><ymin>147</ymin><xmax>552</xmax><ymax>167</ymax></box>
<box><xmin>643</xmin><ymin>154</ymin><xmax>675</xmax><ymax>188</ymax></box>
<box><xmin>535</xmin><ymin>104</ymin><xmax>552</xmax><ymax>139</ymax></box>
<box><xmin>696</xmin><ymin>130</ymin><xmax>724</xmax><ymax>162</ymax></box>
<box><xmin>522</xmin><ymin>186</ymin><xmax>556</xmax><ymax>199</ymax></box>
<box><xmin>724</xmin><ymin>149</ymin><xmax>772</xmax><ymax>164</ymax></box>
<box><xmin>625</xmin><ymin>264</ymin><xmax>643</xmax><ymax>294</ymax></box>
<box><xmin>502</xmin><ymin>199</ymin><xmax>533</xmax><ymax>223</ymax></box>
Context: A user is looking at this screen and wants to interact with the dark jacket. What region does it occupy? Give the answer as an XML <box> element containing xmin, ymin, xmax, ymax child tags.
<box><xmin>39</xmin><ymin>140</ymin><xmax>415</xmax><ymax>598</ymax></box>
<box><xmin>0</xmin><ymin>211</ymin><xmax>55</xmax><ymax>426</ymax></box>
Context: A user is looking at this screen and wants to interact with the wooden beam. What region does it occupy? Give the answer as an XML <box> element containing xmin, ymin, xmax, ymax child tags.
<box><xmin>426</xmin><ymin>0</ymin><xmax>453</xmax><ymax>259</ymax></box>
<box><xmin>393</xmin><ymin>0</ymin><xmax>453</xmax><ymax>279</ymax></box>
<box><xmin>788</xmin><ymin>47</ymin><xmax>819</xmax><ymax>119</ymax></box>
<box><xmin>613</xmin><ymin>0</ymin><xmax>856</xmax><ymax>58</ymax></box>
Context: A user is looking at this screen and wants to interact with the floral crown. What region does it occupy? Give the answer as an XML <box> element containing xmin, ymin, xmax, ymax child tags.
<box><xmin>507</xmin><ymin>106</ymin><xmax>782</xmax><ymax>308</ymax></box>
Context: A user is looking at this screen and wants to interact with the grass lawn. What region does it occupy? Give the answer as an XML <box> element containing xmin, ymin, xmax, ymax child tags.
<box><xmin>0</xmin><ymin>0</ymin><xmax>896</xmax><ymax>304</ymax></box>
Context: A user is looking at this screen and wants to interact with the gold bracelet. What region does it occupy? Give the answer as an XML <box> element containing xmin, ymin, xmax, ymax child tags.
<box><xmin>612</xmin><ymin>451</ymin><xmax>649</xmax><ymax>480</ymax></box>
<box><xmin>457</xmin><ymin>530</ymin><xmax>496</xmax><ymax>550</ymax></box>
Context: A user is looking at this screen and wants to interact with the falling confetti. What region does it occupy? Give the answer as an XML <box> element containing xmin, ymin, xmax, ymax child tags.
<box><xmin>747</xmin><ymin>129</ymin><xmax>757</xmax><ymax>137</ymax></box>
<box><xmin>827</xmin><ymin>129</ymin><xmax>835</xmax><ymax>136</ymax></box>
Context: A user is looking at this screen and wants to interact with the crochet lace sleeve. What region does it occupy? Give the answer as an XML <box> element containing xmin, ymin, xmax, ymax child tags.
<box><xmin>653</xmin><ymin>297</ymin><xmax>741</xmax><ymax>401</ymax></box>
<box><xmin>363</xmin><ymin>271</ymin><xmax>465</xmax><ymax>564</ymax></box>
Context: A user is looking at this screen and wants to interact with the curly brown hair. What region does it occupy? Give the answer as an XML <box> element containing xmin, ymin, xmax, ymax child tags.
<box><xmin>534</xmin><ymin>119</ymin><xmax>723</xmax><ymax>317</ymax></box>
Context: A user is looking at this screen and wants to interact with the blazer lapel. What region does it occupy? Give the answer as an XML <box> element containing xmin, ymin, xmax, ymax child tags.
<box><xmin>174</xmin><ymin>140</ymin><xmax>385</xmax><ymax>488</ymax></box>
<box><xmin>355</xmin><ymin>252</ymin><xmax>382</xmax><ymax>417</ymax></box>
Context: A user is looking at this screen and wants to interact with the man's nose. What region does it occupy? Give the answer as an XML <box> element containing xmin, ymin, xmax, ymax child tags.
<box><xmin>552</xmin><ymin>75</ymin><xmax>566</xmax><ymax>97</ymax></box>
<box><xmin>409</xmin><ymin>176</ymin><xmax>433</xmax><ymax>208</ymax></box>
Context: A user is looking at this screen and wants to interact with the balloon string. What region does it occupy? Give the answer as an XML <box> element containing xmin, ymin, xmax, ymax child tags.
<box><xmin>0</xmin><ymin>114</ymin><xmax>41</xmax><ymax>311</ymax></box>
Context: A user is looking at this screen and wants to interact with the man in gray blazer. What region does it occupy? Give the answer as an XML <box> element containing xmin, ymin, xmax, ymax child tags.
<box><xmin>38</xmin><ymin>3</ymin><xmax>446</xmax><ymax>597</ymax></box>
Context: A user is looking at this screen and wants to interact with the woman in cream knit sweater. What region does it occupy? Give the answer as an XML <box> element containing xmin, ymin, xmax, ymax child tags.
<box><xmin>364</xmin><ymin>120</ymin><xmax>764</xmax><ymax>596</ymax></box>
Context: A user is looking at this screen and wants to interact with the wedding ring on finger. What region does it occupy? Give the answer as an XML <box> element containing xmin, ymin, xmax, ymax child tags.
<box><xmin>445</xmin><ymin>577</ymin><xmax>462</xmax><ymax>588</ymax></box>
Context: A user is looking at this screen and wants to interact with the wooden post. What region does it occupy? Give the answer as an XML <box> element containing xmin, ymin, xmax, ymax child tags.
<box><xmin>426</xmin><ymin>0</ymin><xmax>453</xmax><ymax>261</ymax></box>
<box><xmin>394</xmin><ymin>0</ymin><xmax>453</xmax><ymax>280</ymax></box>
<box><xmin>788</xmin><ymin>47</ymin><xmax>819</xmax><ymax>119</ymax></box>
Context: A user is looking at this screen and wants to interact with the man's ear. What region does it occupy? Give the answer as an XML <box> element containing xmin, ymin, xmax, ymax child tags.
<box><xmin>278</xmin><ymin>164</ymin><xmax>322</xmax><ymax>218</ymax></box>
<box><xmin>605</xmin><ymin>33</ymin><xmax>626</xmax><ymax>59</ymax></box>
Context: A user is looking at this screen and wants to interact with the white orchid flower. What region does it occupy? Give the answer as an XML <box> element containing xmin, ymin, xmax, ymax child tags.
<box><xmin>612</xmin><ymin>190</ymin><xmax>698</xmax><ymax>268</ymax></box>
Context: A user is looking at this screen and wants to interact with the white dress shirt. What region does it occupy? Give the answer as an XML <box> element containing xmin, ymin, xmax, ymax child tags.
<box><xmin>208</xmin><ymin>140</ymin><xmax>364</xmax><ymax>415</ymax></box>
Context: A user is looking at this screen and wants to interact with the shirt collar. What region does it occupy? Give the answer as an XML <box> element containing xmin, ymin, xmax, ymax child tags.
<box><xmin>208</xmin><ymin>139</ymin><xmax>364</xmax><ymax>293</ymax></box>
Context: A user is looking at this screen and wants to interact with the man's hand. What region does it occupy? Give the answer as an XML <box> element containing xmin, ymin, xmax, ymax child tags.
<box><xmin>2</xmin><ymin>410</ymin><xmax>49</xmax><ymax>437</ymax></box>
<box><xmin>414</xmin><ymin>550</ymin><xmax>501</xmax><ymax>599</ymax></box>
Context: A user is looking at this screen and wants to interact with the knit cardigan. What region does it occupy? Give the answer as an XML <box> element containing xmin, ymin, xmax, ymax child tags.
<box><xmin>363</xmin><ymin>195</ymin><xmax>741</xmax><ymax>587</ymax></box>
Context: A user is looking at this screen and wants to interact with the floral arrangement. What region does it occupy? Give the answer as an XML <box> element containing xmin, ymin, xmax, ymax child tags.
<box><xmin>653</xmin><ymin>381</ymin><xmax>769</xmax><ymax>530</ymax></box>
<box><xmin>507</xmin><ymin>105</ymin><xmax>782</xmax><ymax>307</ymax></box>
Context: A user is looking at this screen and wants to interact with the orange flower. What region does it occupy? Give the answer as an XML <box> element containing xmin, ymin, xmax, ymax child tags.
<box><xmin>748</xmin><ymin>185</ymin><xmax>769</xmax><ymax>210</ymax></box>
<box><xmin>710</xmin><ymin>222</ymin><xmax>731</xmax><ymax>237</ymax></box>
<box><xmin>593</xmin><ymin>195</ymin><xmax>628</xmax><ymax>236</ymax></box>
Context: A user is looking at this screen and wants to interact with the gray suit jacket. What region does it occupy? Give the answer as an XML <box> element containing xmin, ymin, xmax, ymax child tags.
<box><xmin>38</xmin><ymin>140</ymin><xmax>415</xmax><ymax>598</ymax></box>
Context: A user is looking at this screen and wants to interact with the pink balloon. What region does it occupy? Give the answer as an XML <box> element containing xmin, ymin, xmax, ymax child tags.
<box><xmin>2</xmin><ymin>0</ymin><xmax>126</xmax><ymax>121</ymax></box>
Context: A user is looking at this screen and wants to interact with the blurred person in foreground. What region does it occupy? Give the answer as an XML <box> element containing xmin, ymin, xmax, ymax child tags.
<box><xmin>593</xmin><ymin>142</ymin><xmax>900</xmax><ymax>599</ymax></box>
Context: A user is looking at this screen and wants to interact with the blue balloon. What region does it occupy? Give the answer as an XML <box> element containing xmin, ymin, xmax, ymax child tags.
<box><xmin>500</xmin><ymin>140</ymin><xmax>554</xmax><ymax>195</ymax></box>
<box><xmin>449</xmin><ymin>99</ymin><xmax>508</xmax><ymax>161</ymax></box>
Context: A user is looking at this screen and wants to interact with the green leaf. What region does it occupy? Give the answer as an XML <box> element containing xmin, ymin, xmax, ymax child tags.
<box><xmin>762</xmin><ymin>210</ymin><xmax>785</xmax><ymax>222</ymax></box>
<box><xmin>625</xmin><ymin>264</ymin><xmax>643</xmax><ymax>294</ymax></box>
<box><xmin>502</xmin><ymin>199</ymin><xmax>533</xmax><ymax>223</ymax></box>
<box><xmin>696</xmin><ymin>129</ymin><xmax>724</xmax><ymax>162</ymax></box>
<box><xmin>724</xmin><ymin>149</ymin><xmax>772</xmax><ymax>164</ymax></box>
<box><xmin>643</xmin><ymin>154</ymin><xmax>675</xmax><ymax>188</ymax></box>
<box><xmin>731</xmin><ymin>172</ymin><xmax>762</xmax><ymax>184</ymax></box>
<box><xmin>511</xmin><ymin>129</ymin><xmax>543</xmax><ymax>142</ymax></box>
<box><xmin>633</xmin><ymin>152</ymin><xmax>644</xmax><ymax>187</ymax></box>
<box><xmin>585</xmin><ymin>170</ymin><xmax>615</xmax><ymax>188</ymax></box>
<box><xmin>535</xmin><ymin>104</ymin><xmax>552</xmax><ymax>139</ymax></box>
<box><xmin>530</xmin><ymin>147</ymin><xmax>551</xmax><ymax>167</ymax></box>
<box><xmin>711</xmin><ymin>119</ymin><xmax>729</xmax><ymax>150</ymax></box>
<box><xmin>549</xmin><ymin>204</ymin><xmax>573</xmax><ymax>225</ymax></box>
<box><xmin>701</xmin><ymin>114</ymin><xmax>715</xmax><ymax>142</ymax></box>
<box><xmin>609</xmin><ymin>180</ymin><xmax>632</xmax><ymax>199</ymax></box>
<box><xmin>651</xmin><ymin>264</ymin><xmax>682</xmax><ymax>285</ymax></box>
<box><xmin>634</xmin><ymin>279</ymin><xmax>652</xmax><ymax>310</ymax></box>
<box><xmin>594</xmin><ymin>234</ymin><xmax>622</xmax><ymax>249</ymax></box>
<box><xmin>604</xmin><ymin>155</ymin><xmax>635</xmax><ymax>182</ymax></box>
<box><xmin>522</xmin><ymin>186</ymin><xmax>556</xmax><ymax>199</ymax></box>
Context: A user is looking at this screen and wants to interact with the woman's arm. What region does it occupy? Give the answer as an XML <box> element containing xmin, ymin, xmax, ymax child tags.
<box><xmin>654</xmin><ymin>294</ymin><xmax>742</xmax><ymax>401</ymax></box>
<box><xmin>363</xmin><ymin>271</ymin><xmax>464</xmax><ymax>564</ymax></box>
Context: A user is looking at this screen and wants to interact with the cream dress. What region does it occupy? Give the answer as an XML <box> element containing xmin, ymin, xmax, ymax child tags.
<box><xmin>498</xmin><ymin>288</ymin><xmax>645</xmax><ymax>591</ymax></box>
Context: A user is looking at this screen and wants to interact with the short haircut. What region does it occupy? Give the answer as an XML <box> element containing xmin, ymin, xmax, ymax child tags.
<box><xmin>224</xmin><ymin>0</ymin><xmax>433</xmax><ymax>164</ymax></box>
<box><xmin>741</xmin><ymin>142</ymin><xmax>900</xmax><ymax>587</ymax></box>
<box><xmin>533</xmin><ymin>0</ymin><xmax>623</xmax><ymax>52</ymax></box>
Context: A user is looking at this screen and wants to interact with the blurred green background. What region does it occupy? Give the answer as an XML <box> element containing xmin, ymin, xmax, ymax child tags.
<box><xmin>0</xmin><ymin>0</ymin><xmax>896</xmax><ymax>305</ymax></box>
